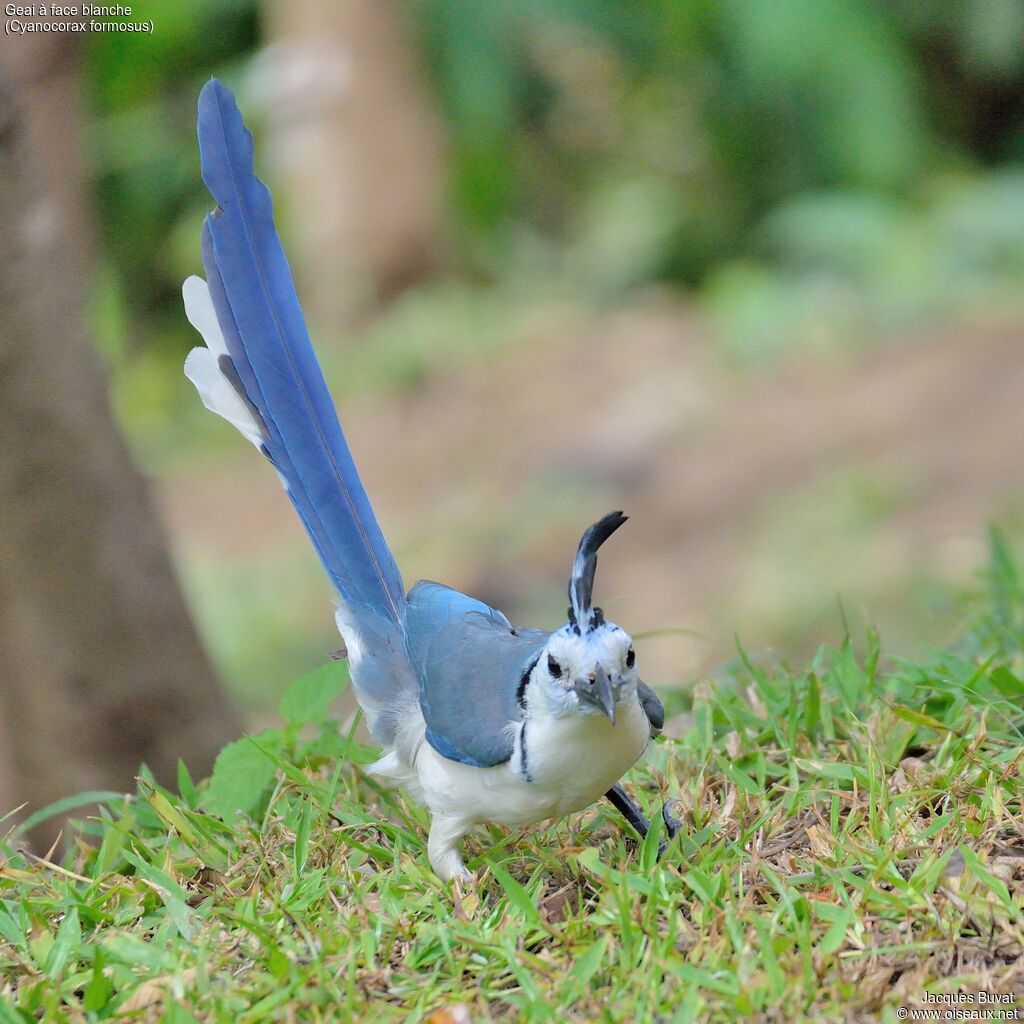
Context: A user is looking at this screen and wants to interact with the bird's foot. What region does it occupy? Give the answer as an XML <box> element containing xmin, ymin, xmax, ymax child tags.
<box><xmin>428</xmin><ymin>814</ymin><xmax>475</xmax><ymax>885</ymax></box>
<box><xmin>451</xmin><ymin>871</ymin><xmax>476</xmax><ymax>898</ymax></box>
<box><xmin>450</xmin><ymin>871</ymin><xmax>479</xmax><ymax>918</ymax></box>
<box><xmin>605</xmin><ymin>784</ymin><xmax>682</xmax><ymax>861</ymax></box>
<box><xmin>660</xmin><ymin>799</ymin><xmax>683</xmax><ymax>844</ymax></box>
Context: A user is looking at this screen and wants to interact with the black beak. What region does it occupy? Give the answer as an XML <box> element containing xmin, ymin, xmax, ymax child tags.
<box><xmin>595</xmin><ymin>666</ymin><xmax>616</xmax><ymax>725</ymax></box>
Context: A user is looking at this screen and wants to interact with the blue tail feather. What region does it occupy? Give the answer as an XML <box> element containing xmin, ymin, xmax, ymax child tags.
<box><xmin>196</xmin><ymin>78</ymin><xmax>404</xmax><ymax>623</ymax></box>
<box><xmin>200</xmin><ymin>223</ymin><xmax>345</xmax><ymax>597</ymax></box>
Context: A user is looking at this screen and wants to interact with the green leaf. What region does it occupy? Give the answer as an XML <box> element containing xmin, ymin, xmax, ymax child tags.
<box><xmin>0</xmin><ymin>905</ymin><xmax>25</xmax><ymax>950</ymax></box>
<box><xmin>101</xmin><ymin>933</ymin><xmax>177</xmax><ymax>971</ymax></box>
<box><xmin>43</xmin><ymin>907</ymin><xmax>79</xmax><ymax>979</ymax></box>
<box><xmin>960</xmin><ymin>846</ymin><xmax>1017</xmax><ymax>915</ymax></box>
<box><xmin>248</xmin><ymin>735</ymin><xmax>314</xmax><ymax>788</ymax></box>
<box><xmin>567</xmin><ymin>934</ymin><xmax>608</xmax><ymax>989</ymax></box>
<box><xmin>205</xmin><ymin>732</ymin><xmax>282</xmax><ymax>820</ymax></box>
<box><xmin>279</xmin><ymin>662</ymin><xmax>347</xmax><ymax>726</ymax></box>
<box><xmin>145</xmin><ymin>786</ymin><xmax>200</xmax><ymax>847</ymax></box>
<box><xmin>890</xmin><ymin>705</ymin><xmax>953</xmax><ymax>733</ymax></box>
<box><xmin>639</xmin><ymin>802</ymin><xmax>664</xmax><ymax>870</ymax></box>
<box><xmin>293</xmin><ymin>797</ymin><xmax>313</xmax><ymax>879</ymax></box>
<box><xmin>0</xmin><ymin>994</ymin><xmax>29</xmax><ymax>1024</ymax></box>
<box><xmin>682</xmin><ymin>869</ymin><xmax>719</xmax><ymax>905</ymax></box>
<box><xmin>792</xmin><ymin>758</ymin><xmax>867</xmax><ymax>784</ymax></box>
<box><xmin>121</xmin><ymin>849</ymin><xmax>194</xmax><ymax>941</ymax></box>
<box><xmin>804</xmin><ymin>672</ymin><xmax>822</xmax><ymax>736</ymax></box>
<box><xmin>163</xmin><ymin>1003</ymin><xmax>202</xmax><ymax>1024</ymax></box>
<box><xmin>989</xmin><ymin>665</ymin><xmax>1024</xmax><ymax>697</ymax></box>
<box><xmin>720</xmin><ymin>761</ymin><xmax>761</xmax><ymax>795</ymax></box>
<box><xmin>13</xmin><ymin>791</ymin><xmax>126</xmax><ymax>838</ymax></box>
<box><xmin>176</xmin><ymin>759</ymin><xmax>198</xmax><ymax>806</ymax></box>
<box><xmin>488</xmin><ymin>861</ymin><xmax>542</xmax><ymax>926</ymax></box>
<box><xmin>817</xmin><ymin>903</ymin><xmax>854</xmax><ymax>956</ymax></box>
<box><xmin>83</xmin><ymin>947</ymin><xmax>113</xmax><ymax>1013</ymax></box>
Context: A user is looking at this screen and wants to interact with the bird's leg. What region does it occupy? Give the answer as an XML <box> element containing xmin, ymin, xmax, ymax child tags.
<box><xmin>606</xmin><ymin>783</ymin><xmax>651</xmax><ymax>836</ymax></box>
<box><xmin>605</xmin><ymin>784</ymin><xmax>682</xmax><ymax>860</ymax></box>
<box><xmin>427</xmin><ymin>813</ymin><xmax>474</xmax><ymax>883</ymax></box>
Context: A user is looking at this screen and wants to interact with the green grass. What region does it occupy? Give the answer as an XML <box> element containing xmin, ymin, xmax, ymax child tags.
<box><xmin>3</xmin><ymin>537</ymin><xmax>1024</xmax><ymax>1022</ymax></box>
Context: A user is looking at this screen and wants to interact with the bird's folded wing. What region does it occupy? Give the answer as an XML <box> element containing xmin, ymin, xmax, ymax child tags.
<box><xmin>405</xmin><ymin>581</ymin><xmax>548</xmax><ymax>767</ymax></box>
<box><xmin>636</xmin><ymin>680</ymin><xmax>665</xmax><ymax>735</ymax></box>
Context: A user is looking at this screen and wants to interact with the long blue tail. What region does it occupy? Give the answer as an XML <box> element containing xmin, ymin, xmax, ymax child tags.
<box><xmin>195</xmin><ymin>79</ymin><xmax>404</xmax><ymax>624</ymax></box>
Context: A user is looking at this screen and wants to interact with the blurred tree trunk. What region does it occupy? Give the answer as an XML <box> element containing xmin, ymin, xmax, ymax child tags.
<box><xmin>0</xmin><ymin>35</ymin><xmax>240</xmax><ymax>840</ymax></box>
<box><xmin>260</xmin><ymin>0</ymin><xmax>446</xmax><ymax>329</ymax></box>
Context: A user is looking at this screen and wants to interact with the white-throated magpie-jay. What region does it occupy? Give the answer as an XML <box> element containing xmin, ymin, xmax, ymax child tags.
<box><xmin>183</xmin><ymin>80</ymin><xmax>679</xmax><ymax>881</ymax></box>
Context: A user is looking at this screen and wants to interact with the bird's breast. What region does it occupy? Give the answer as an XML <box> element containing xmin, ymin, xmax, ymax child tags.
<box><xmin>515</xmin><ymin>697</ymin><xmax>650</xmax><ymax>821</ymax></box>
<box><xmin>408</xmin><ymin>694</ymin><xmax>651</xmax><ymax>829</ymax></box>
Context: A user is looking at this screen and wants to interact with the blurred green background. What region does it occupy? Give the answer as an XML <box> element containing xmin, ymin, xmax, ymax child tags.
<box><xmin>85</xmin><ymin>0</ymin><xmax>1024</xmax><ymax>719</ymax></box>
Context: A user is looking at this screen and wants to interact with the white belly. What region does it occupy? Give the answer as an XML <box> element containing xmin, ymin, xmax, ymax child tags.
<box><xmin>405</xmin><ymin>696</ymin><xmax>650</xmax><ymax>828</ymax></box>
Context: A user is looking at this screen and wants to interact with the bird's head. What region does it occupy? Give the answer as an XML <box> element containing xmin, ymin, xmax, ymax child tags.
<box><xmin>531</xmin><ymin>512</ymin><xmax>637</xmax><ymax>724</ymax></box>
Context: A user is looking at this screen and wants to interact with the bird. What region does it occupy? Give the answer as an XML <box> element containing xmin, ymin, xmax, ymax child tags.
<box><xmin>182</xmin><ymin>79</ymin><xmax>679</xmax><ymax>882</ymax></box>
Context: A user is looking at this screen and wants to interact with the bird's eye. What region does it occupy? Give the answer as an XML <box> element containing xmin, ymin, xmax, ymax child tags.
<box><xmin>547</xmin><ymin>654</ymin><xmax>562</xmax><ymax>678</ymax></box>
<box><xmin>626</xmin><ymin>647</ymin><xmax>636</xmax><ymax>669</ymax></box>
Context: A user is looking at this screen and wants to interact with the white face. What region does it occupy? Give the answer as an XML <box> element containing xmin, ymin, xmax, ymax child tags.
<box><xmin>531</xmin><ymin>621</ymin><xmax>638</xmax><ymax>719</ymax></box>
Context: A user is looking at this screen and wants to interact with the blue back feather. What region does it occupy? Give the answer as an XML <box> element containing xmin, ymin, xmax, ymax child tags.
<box><xmin>196</xmin><ymin>79</ymin><xmax>404</xmax><ymax>623</ymax></box>
<box><xmin>406</xmin><ymin>582</ymin><xmax>549</xmax><ymax>767</ymax></box>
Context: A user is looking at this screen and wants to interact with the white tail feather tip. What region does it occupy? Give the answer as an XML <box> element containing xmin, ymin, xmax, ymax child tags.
<box><xmin>182</xmin><ymin>277</ymin><xmax>265</xmax><ymax>448</ymax></box>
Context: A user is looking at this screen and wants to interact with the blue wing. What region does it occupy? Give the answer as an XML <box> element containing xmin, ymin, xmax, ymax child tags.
<box><xmin>405</xmin><ymin>582</ymin><xmax>549</xmax><ymax>767</ymax></box>
<box><xmin>196</xmin><ymin>79</ymin><xmax>404</xmax><ymax>624</ymax></box>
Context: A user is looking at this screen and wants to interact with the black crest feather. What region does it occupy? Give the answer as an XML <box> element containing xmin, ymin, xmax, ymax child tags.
<box><xmin>567</xmin><ymin>511</ymin><xmax>628</xmax><ymax>633</ymax></box>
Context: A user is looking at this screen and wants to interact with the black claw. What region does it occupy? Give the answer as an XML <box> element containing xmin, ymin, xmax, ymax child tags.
<box><xmin>654</xmin><ymin>802</ymin><xmax>683</xmax><ymax>860</ymax></box>
<box><xmin>661</xmin><ymin>800</ymin><xmax>682</xmax><ymax>839</ymax></box>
